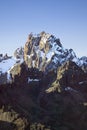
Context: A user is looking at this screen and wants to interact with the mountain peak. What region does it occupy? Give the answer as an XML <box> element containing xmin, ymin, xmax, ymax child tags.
<box><xmin>0</xmin><ymin>32</ymin><xmax>87</xmax><ymax>85</ymax></box>
<box><xmin>23</xmin><ymin>32</ymin><xmax>78</xmax><ymax>73</ymax></box>
<box><xmin>0</xmin><ymin>32</ymin><xmax>87</xmax><ymax>130</ymax></box>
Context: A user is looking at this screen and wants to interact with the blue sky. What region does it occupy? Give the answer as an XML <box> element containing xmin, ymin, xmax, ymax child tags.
<box><xmin>0</xmin><ymin>0</ymin><xmax>87</xmax><ymax>57</ymax></box>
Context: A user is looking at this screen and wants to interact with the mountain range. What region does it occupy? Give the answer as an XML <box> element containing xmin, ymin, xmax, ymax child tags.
<box><xmin>0</xmin><ymin>32</ymin><xmax>87</xmax><ymax>130</ymax></box>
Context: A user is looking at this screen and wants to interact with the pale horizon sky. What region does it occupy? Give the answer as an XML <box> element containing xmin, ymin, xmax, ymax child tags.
<box><xmin>0</xmin><ymin>0</ymin><xmax>87</xmax><ymax>58</ymax></box>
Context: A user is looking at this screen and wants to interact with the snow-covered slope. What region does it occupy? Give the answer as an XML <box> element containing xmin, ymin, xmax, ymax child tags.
<box><xmin>79</xmin><ymin>56</ymin><xmax>87</xmax><ymax>66</ymax></box>
<box><xmin>0</xmin><ymin>56</ymin><xmax>24</xmax><ymax>84</ymax></box>
<box><xmin>0</xmin><ymin>58</ymin><xmax>16</xmax><ymax>74</ymax></box>
<box><xmin>78</xmin><ymin>56</ymin><xmax>87</xmax><ymax>72</ymax></box>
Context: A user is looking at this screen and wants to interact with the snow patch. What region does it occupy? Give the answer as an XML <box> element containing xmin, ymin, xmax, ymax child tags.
<box><xmin>65</xmin><ymin>87</ymin><xmax>77</xmax><ymax>92</ymax></box>
<box><xmin>46</xmin><ymin>51</ymin><xmax>54</xmax><ymax>62</ymax></box>
<box><xmin>28</xmin><ymin>78</ymin><xmax>40</xmax><ymax>83</ymax></box>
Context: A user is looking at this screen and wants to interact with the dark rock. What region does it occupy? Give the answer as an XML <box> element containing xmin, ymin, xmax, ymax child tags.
<box><xmin>46</xmin><ymin>61</ymin><xmax>87</xmax><ymax>93</ymax></box>
<box><xmin>0</xmin><ymin>121</ymin><xmax>16</xmax><ymax>130</ymax></box>
<box><xmin>0</xmin><ymin>73</ymin><xmax>7</xmax><ymax>85</ymax></box>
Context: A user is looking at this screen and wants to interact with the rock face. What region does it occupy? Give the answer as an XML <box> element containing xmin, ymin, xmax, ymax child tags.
<box><xmin>0</xmin><ymin>32</ymin><xmax>87</xmax><ymax>130</ymax></box>
<box><xmin>24</xmin><ymin>32</ymin><xmax>78</xmax><ymax>73</ymax></box>
<box><xmin>9</xmin><ymin>63</ymin><xmax>28</xmax><ymax>85</ymax></box>
<box><xmin>0</xmin><ymin>54</ymin><xmax>3</xmax><ymax>62</ymax></box>
<box><xmin>46</xmin><ymin>61</ymin><xmax>87</xmax><ymax>93</ymax></box>
<box><xmin>0</xmin><ymin>73</ymin><xmax>7</xmax><ymax>84</ymax></box>
<box><xmin>14</xmin><ymin>47</ymin><xmax>24</xmax><ymax>59</ymax></box>
<box><xmin>57</xmin><ymin>61</ymin><xmax>86</xmax><ymax>89</ymax></box>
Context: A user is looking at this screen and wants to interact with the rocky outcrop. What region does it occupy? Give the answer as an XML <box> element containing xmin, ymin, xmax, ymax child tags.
<box><xmin>14</xmin><ymin>47</ymin><xmax>24</xmax><ymax>59</ymax></box>
<box><xmin>0</xmin><ymin>54</ymin><xmax>12</xmax><ymax>62</ymax></box>
<box><xmin>0</xmin><ymin>54</ymin><xmax>3</xmax><ymax>62</ymax></box>
<box><xmin>57</xmin><ymin>61</ymin><xmax>86</xmax><ymax>88</ymax></box>
<box><xmin>46</xmin><ymin>61</ymin><xmax>87</xmax><ymax>93</ymax></box>
<box><xmin>0</xmin><ymin>73</ymin><xmax>7</xmax><ymax>85</ymax></box>
<box><xmin>9</xmin><ymin>63</ymin><xmax>28</xmax><ymax>85</ymax></box>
